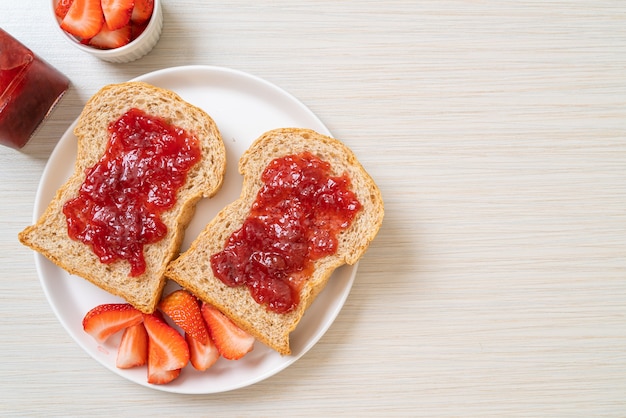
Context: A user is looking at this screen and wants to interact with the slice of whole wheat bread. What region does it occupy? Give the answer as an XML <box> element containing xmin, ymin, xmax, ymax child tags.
<box><xmin>19</xmin><ymin>81</ymin><xmax>226</xmax><ymax>314</ymax></box>
<box><xmin>165</xmin><ymin>128</ymin><xmax>384</xmax><ymax>355</ymax></box>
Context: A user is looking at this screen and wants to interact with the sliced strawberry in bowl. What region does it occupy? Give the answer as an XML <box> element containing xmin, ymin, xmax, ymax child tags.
<box><xmin>88</xmin><ymin>24</ymin><xmax>131</xmax><ymax>49</ymax></box>
<box><xmin>53</xmin><ymin>0</ymin><xmax>162</xmax><ymax>62</ymax></box>
<box><xmin>130</xmin><ymin>21</ymin><xmax>148</xmax><ymax>39</ymax></box>
<box><xmin>201</xmin><ymin>303</ymin><xmax>255</xmax><ymax>360</ymax></box>
<box><xmin>101</xmin><ymin>0</ymin><xmax>134</xmax><ymax>30</ymax></box>
<box><xmin>54</xmin><ymin>0</ymin><xmax>75</xmax><ymax>19</ymax></box>
<box><xmin>60</xmin><ymin>0</ymin><xmax>104</xmax><ymax>39</ymax></box>
<box><xmin>116</xmin><ymin>322</ymin><xmax>148</xmax><ymax>369</ymax></box>
<box><xmin>159</xmin><ymin>290</ymin><xmax>210</xmax><ymax>345</ymax></box>
<box><xmin>82</xmin><ymin>303</ymin><xmax>143</xmax><ymax>344</ymax></box>
<box><xmin>131</xmin><ymin>0</ymin><xmax>153</xmax><ymax>24</ymax></box>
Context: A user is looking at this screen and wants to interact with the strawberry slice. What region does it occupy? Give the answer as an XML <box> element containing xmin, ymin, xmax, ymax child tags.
<box><xmin>143</xmin><ymin>313</ymin><xmax>189</xmax><ymax>384</ymax></box>
<box><xmin>148</xmin><ymin>367</ymin><xmax>180</xmax><ymax>385</ymax></box>
<box><xmin>116</xmin><ymin>322</ymin><xmax>148</xmax><ymax>369</ymax></box>
<box><xmin>101</xmin><ymin>0</ymin><xmax>134</xmax><ymax>30</ymax></box>
<box><xmin>82</xmin><ymin>303</ymin><xmax>143</xmax><ymax>344</ymax></box>
<box><xmin>131</xmin><ymin>21</ymin><xmax>148</xmax><ymax>40</ymax></box>
<box><xmin>201</xmin><ymin>304</ymin><xmax>254</xmax><ymax>360</ymax></box>
<box><xmin>55</xmin><ymin>0</ymin><xmax>75</xmax><ymax>19</ymax></box>
<box><xmin>159</xmin><ymin>290</ymin><xmax>210</xmax><ymax>345</ymax></box>
<box><xmin>89</xmin><ymin>24</ymin><xmax>131</xmax><ymax>49</ymax></box>
<box><xmin>60</xmin><ymin>0</ymin><xmax>104</xmax><ymax>39</ymax></box>
<box><xmin>131</xmin><ymin>0</ymin><xmax>153</xmax><ymax>24</ymax></box>
<box><xmin>186</xmin><ymin>333</ymin><xmax>220</xmax><ymax>371</ymax></box>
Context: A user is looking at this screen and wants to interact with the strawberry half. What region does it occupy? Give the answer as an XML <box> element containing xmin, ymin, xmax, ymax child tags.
<box><xmin>116</xmin><ymin>322</ymin><xmax>148</xmax><ymax>369</ymax></box>
<box><xmin>60</xmin><ymin>0</ymin><xmax>104</xmax><ymax>39</ymax></box>
<box><xmin>88</xmin><ymin>24</ymin><xmax>131</xmax><ymax>49</ymax></box>
<box><xmin>186</xmin><ymin>333</ymin><xmax>220</xmax><ymax>371</ymax></box>
<box><xmin>201</xmin><ymin>304</ymin><xmax>255</xmax><ymax>360</ymax></box>
<box><xmin>159</xmin><ymin>290</ymin><xmax>210</xmax><ymax>345</ymax></box>
<box><xmin>131</xmin><ymin>0</ymin><xmax>153</xmax><ymax>24</ymax></box>
<box><xmin>82</xmin><ymin>303</ymin><xmax>143</xmax><ymax>344</ymax></box>
<box><xmin>131</xmin><ymin>21</ymin><xmax>148</xmax><ymax>39</ymax></box>
<box><xmin>55</xmin><ymin>0</ymin><xmax>75</xmax><ymax>19</ymax></box>
<box><xmin>148</xmin><ymin>368</ymin><xmax>180</xmax><ymax>385</ymax></box>
<box><xmin>101</xmin><ymin>0</ymin><xmax>134</xmax><ymax>30</ymax></box>
<box><xmin>143</xmin><ymin>313</ymin><xmax>189</xmax><ymax>384</ymax></box>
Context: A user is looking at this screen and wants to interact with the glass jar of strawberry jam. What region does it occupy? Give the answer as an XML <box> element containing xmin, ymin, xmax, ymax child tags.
<box><xmin>0</xmin><ymin>29</ymin><xmax>69</xmax><ymax>149</ymax></box>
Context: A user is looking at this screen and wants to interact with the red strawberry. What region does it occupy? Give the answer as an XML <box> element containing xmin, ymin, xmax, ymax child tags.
<box><xmin>148</xmin><ymin>367</ymin><xmax>180</xmax><ymax>385</ymax></box>
<box><xmin>201</xmin><ymin>304</ymin><xmax>254</xmax><ymax>360</ymax></box>
<box><xmin>55</xmin><ymin>0</ymin><xmax>74</xmax><ymax>19</ymax></box>
<box><xmin>60</xmin><ymin>0</ymin><xmax>104</xmax><ymax>39</ymax></box>
<box><xmin>131</xmin><ymin>0</ymin><xmax>153</xmax><ymax>24</ymax></box>
<box><xmin>82</xmin><ymin>303</ymin><xmax>143</xmax><ymax>344</ymax></box>
<box><xmin>116</xmin><ymin>322</ymin><xmax>148</xmax><ymax>369</ymax></box>
<box><xmin>159</xmin><ymin>290</ymin><xmax>210</xmax><ymax>345</ymax></box>
<box><xmin>101</xmin><ymin>0</ymin><xmax>134</xmax><ymax>30</ymax></box>
<box><xmin>131</xmin><ymin>21</ymin><xmax>148</xmax><ymax>40</ymax></box>
<box><xmin>186</xmin><ymin>333</ymin><xmax>220</xmax><ymax>371</ymax></box>
<box><xmin>88</xmin><ymin>24</ymin><xmax>131</xmax><ymax>49</ymax></box>
<box><xmin>143</xmin><ymin>313</ymin><xmax>189</xmax><ymax>384</ymax></box>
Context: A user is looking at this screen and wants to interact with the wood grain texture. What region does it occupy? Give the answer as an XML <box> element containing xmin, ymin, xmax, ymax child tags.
<box><xmin>1</xmin><ymin>0</ymin><xmax>624</xmax><ymax>416</ymax></box>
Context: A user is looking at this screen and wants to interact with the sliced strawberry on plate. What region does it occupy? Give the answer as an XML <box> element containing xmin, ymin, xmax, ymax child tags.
<box><xmin>143</xmin><ymin>313</ymin><xmax>189</xmax><ymax>384</ymax></box>
<box><xmin>116</xmin><ymin>322</ymin><xmax>148</xmax><ymax>369</ymax></box>
<box><xmin>101</xmin><ymin>0</ymin><xmax>134</xmax><ymax>30</ymax></box>
<box><xmin>186</xmin><ymin>333</ymin><xmax>220</xmax><ymax>371</ymax></box>
<box><xmin>159</xmin><ymin>290</ymin><xmax>210</xmax><ymax>345</ymax></box>
<box><xmin>55</xmin><ymin>0</ymin><xmax>74</xmax><ymax>19</ymax></box>
<box><xmin>60</xmin><ymin>0</ymin><xmax>104</xmax><ymax>39</ymax></box>
<box><xmin>144</xmin><ymin>313</ymin><xmax>189</xmax><ymax>370</ymax></box>
<box><xmin>131</xmin><ymin>0</ymin><xmax>153</xmax><ymax>24</ymax></box>
<box><xmin>201</xmin><ymin>303</ymin><xmax>254</xmax><ymax>360</ymax></box>
<box><xmin>89</xmin><ymin>24</ymin><xmax>131</xmax><ymax>49</ymax></box>
<box><xmin>82</xmin><ymin>303</ymin><xmax>143</xmax><ymax>344</ymax></box>
<box><xmin>148</xmin><ymin>367</ymin><xmax>181</xmax><ymax>385</ymax></box>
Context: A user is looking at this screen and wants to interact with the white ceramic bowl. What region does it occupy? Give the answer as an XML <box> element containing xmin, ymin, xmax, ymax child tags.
<box><xmin>51</xmin><ymin>0</ymin><xmax>163</xmax><ymax>63</ymax></box>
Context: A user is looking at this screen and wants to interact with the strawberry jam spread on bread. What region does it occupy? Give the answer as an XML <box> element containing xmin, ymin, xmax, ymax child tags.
<box><xmin>165</xmin><ymin>128</ymin><xmax>383</xmax><ymax>355</ymax></box>
<box><xmin>19</xmin><ymin>81</ymin><xmax>226</xmax><ymax>314</ymax></box>
<box><xmin>63</xmin><ymin>107</ymin><xmax>202</xmax><ymax>277</ymax></box>
<box><xmin>210</xmin><ymin>151</ymin><xmax>362</xmax><ymax>314</ymax></box>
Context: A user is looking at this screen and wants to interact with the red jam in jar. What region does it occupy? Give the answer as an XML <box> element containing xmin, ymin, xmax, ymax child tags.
<box><xmin>0</xmin><ymin>29</ymin><xmax>69</xmax><ymax>149</ymax></box>
<box><xmin>63</xmin><ymin>108</ymin><xmax>202</xmax><ymax>277</ymax></box>
<box><xmin>210</xmin><ymin>151</ymin><xmax>362</xmax><ymax>313</ymax></box>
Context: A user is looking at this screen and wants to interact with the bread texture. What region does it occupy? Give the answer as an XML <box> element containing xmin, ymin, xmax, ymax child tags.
<box><xmin>19</xmin><ymin>81</ymin><xmax>226</xmax><ymax>314</ymax></box>
<box><xmin>165</xmin><ymin>128</ymin><xmax>384</xmax><ymax>355</ymax></box>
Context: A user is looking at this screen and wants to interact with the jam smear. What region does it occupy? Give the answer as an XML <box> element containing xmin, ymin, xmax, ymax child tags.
<box><xmin>210</xmin><ymin>151</ymin><xmax>362</xmax><ymax>313</ymax></box>
<box><xmin>63</xmin><ymin>108</ymin><xmax>201</xmax><ymax>276</ymax></box>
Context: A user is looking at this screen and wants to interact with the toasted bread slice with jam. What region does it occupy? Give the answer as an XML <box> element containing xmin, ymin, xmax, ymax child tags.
<box><xmin>166</xmin><ymin>128</ymin><xmax>384</xmax><ymax>355</ymax></box>
<box><xmin>19</xmin><ymin>81</ymin><xmax>226</xmax><ymax>314</ymax></box>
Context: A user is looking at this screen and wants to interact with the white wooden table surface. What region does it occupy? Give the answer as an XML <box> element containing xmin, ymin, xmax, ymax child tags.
<box><xmin>1</xmin><ymin>1</ymin><xmax>625</xmax><ymax>416</ymax></box>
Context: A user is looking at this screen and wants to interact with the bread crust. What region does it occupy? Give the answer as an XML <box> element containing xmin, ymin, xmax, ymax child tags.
<box><xmin>166</xmin><ymin>128</ymin><xmax>384</xmax><ymax>355</ymax></box>
<box><xmin>18</xmin><ymin>81</ymin><xmax>226</xmax><ymax>314</ymax></box>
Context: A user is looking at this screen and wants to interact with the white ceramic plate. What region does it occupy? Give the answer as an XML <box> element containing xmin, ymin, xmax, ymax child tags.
<box><xmin>33</xmin><ymin>65</ymin><xmax>357</xmax><ymax>394</ymax></box>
